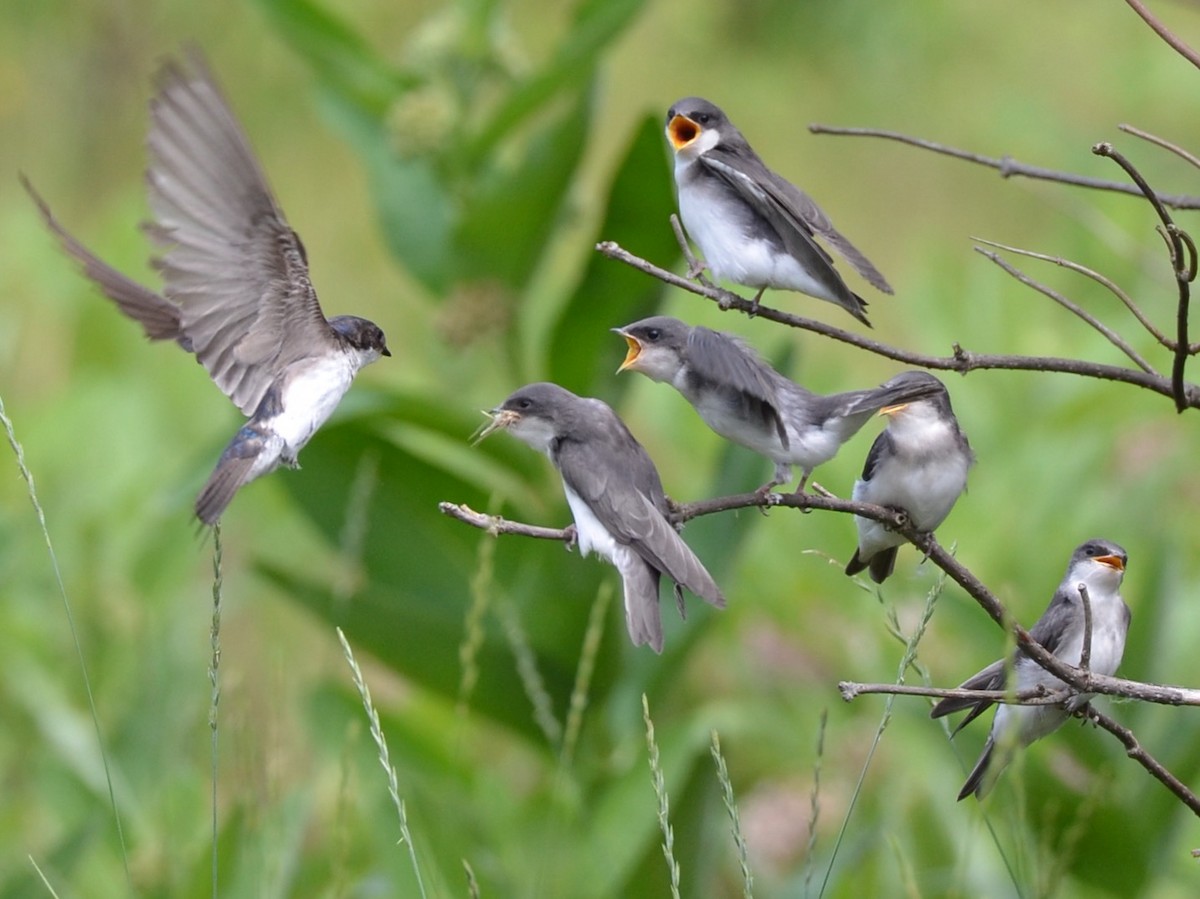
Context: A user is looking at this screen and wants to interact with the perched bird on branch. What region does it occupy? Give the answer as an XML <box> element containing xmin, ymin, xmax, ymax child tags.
<box><xmin>665</xmin><ymin>96</ymin><xmax>891</xmax><ymax>325</ymax></box>
<box><xmin>474</xmin><ymin>382</ymin><xmax>724</xmax><ymax>653</ymax></box>
<box><xmin>25</xmin><ymin>51</ymin><xmax>389</xmax><ymax>525</ymax></box>
<box><xmin>844</xmin><ymin>371</ymin><xmax>973</xmax><ymax>583</ymax></box>
<box><xmin>932</xmin><ymin>539</ymin><xmax>1131</xmax><ymax>800</ymax></box>
<box><xmin>613</xmin><ymin>315</ymin><xmax>941</xmax><ymax>495</ymax></box>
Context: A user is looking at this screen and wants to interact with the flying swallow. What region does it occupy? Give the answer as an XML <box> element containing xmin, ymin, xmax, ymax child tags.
<box><xmin>614</xmin><ymin>316</ymin><xmax>941</xmax><ymax>494</ymax></box>
<box><xmin>666</xmin><ymin>96</ymin><xmax>891</xmax><ymax>325</ymax></box>
<box><xmin>475</xmin><ymin>382</ymin><xmax>724</xmax><ymax>652</ymax></box>
<box><xmin>845</xmin><ymin>372</ymin><xmax>974</xmax><ymax>583</ymax></box>
<box><xmin>931</xmin><ymin>539</ymin><xmax>1131</xmax><ymax>800</ymax></box>
<box><xmin>25</xmin><ymin>51</ymin><xmax>389</xmax><ymax>524</ymax></box>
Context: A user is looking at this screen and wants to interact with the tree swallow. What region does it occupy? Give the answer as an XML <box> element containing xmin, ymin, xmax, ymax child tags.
<box><xmin>613</xmin><ymin>316</ymin><xmax>943</xmax><ymax>495</ymax></box>
<box><xmin>24</xmin><ymin>52</ymin><xmax>390</xmax><ymax>525</ymax></box>
<box><xmin>844</xmin><ymin>372</ymin><xmax>974</xmax><ymax>583</ymax></box>
<box><xmin>931</xmin><ymin>539</ymin><xmax>1131</xmax><ymax>801</ymax></box>
<box><xmin>665</xmin><ymin>96</ymin><xmax>892</xmax><ymax>325</ymax></box>
<box><xmin>474</xmin><ymin>382</ymin><xmax>725</xmax><ymax>653</ymax></box>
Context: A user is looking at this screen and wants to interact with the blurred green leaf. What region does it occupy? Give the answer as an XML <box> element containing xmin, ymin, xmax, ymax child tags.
<box><xmin>547</xmin><ymin>112</ymin><xmax>679</xmax><ymax>399</ymax></box>
<box><xmin>252</xmin><ymin>0</ymin><xmax>416</xmax><ymax>118</ymax></box>
<box><xmin>456</xmin><ymin>86</ymin><xmax>593</xmax><ymax>288</ymax></box>
<box><xmin>462</xmin><ymin>0</ymin><xmax>648</xmax><ymax>168</ymax></box>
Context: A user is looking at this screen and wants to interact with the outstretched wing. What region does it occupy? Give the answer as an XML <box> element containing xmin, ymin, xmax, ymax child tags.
<box><xmin>23</xmin><ymin>175</ymin><xmax>189</xmax><ymax>349</ymax></box>
<box><xmin>145</xmin><ymin>51</ymin><xmax>336</xmax><ymax>415</ymax></box>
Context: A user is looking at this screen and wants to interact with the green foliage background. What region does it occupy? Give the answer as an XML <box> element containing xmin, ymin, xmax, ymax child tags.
<box><xmin>3</xmin><ymin>1</ymin><xmax>1200</xmax><ymax>896</ymax></box>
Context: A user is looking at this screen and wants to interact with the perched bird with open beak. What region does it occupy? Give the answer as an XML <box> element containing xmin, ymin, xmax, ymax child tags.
<box><xmin>844</xmin><ymin>372</ymin><xmax>974</xmax><ymax>583</ymax></box>
<box><xmin>931</xmin><ymin>539</ymin><xmax>1131</xmax><ymax>801</ymax></box>
<box><xmin>613</xmin><ymin>316</ymin><xmax>942</xmax><ymax>495</ymax></box>
<box><xmin>25</xmin><ymin>51</ymin><xmax>389</xmax><ymax>525</ymax></box>
<box><xmin>665</xmin><ymin>96</ymin><xmax>891</xmax><ymax>325</ymax></box>
<box><xmin>474</xmin><ymin>382</ymin><xmax>725</xmax><ymax>653</ymax></box>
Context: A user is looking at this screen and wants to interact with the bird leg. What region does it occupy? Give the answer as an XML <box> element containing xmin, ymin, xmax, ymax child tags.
<box><xmin>685</xmin><ymin>258</ymin><xmax>709</xmax><ymax>280</ymax></box>
<box><xmin>281</xmin><ymin>453</ymin><xmax>301</xmax><ymax>470</ymax></box>
<box><xmin>562</xmin><ymin>523</ymin><xmax>578</xmax><ymax>553</ymax></box>
<box><xmin>748</xmin><ymin>287</ymin><xmax>766</xmax><ymax>317</ymax></box>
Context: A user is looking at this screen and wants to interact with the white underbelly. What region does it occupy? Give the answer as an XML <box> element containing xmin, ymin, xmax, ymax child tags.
<box><xmin>267</xmin><ymin>355</ymin><xmax>355</xmax><ymax>453</ymax></box>
<box><xmin>564</xmin><ymin>484</ymin><xmax>618</xmax><ymax>563</ymax></box>
<box><xmin>678</xmin><ymin>182</ymin><xmax>833</xmax><ymax>299</ymax></box>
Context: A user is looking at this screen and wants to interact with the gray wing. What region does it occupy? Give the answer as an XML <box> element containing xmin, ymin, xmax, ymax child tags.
<box><xmin>1027</xmin><ymin>587</ymin><xmax>1078</xmax><ymax>655</ymax></box>
<box><xmin>687</xmin><ymin>327</ymin><xmax>788</xmax><ymax>447</ymax></box>
<box><xmin>930</xmin><ymin>658</ymin><xmax>1005</xmax><ymax>734</ymax></box>
<box><xmin>22</xmin><ymin>175</ymin><xmax>190</xmax><ymax>349</ymax></box>
<box><xmin>858</xmin><ymin>429</ymin><xmax>894</xmax><ymax>481</ymax></box>
<box><xmin>146</xmin><ymin>51</ymin><xmax>336</xmax><ymax>415</ymax></box>
<box><xmin>556</xmin><ymin>428</ymin><xmax>724</xmax><ymax>609</ymax></box>
<box><xmin>700</xmin><ymin>144</ymin><xmax>892</xmax><ymax>294</ymax></box>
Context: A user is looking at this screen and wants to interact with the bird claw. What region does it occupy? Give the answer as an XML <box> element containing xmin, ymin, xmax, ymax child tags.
<box><xmin>753</xmin><ymin>485</ymin><xmax>781</xmax><ymax>514</ymax></box>
<box><xmin>685</xmin><ymin>259</ymin><xmax>708</xmax><ymax>280</ymax></box>
<box><xmin>563</xmin><ymin>524</ymin><xmax>578</xmax><ymax>552</ymax></box>
<box><xmin>282</xmin><ymin>455</ymin><xmax>301</xmax><ymax>470</ymax></box>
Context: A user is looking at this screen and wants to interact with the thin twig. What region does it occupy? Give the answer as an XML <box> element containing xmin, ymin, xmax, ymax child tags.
<box><xmin>973</xmin><ymin>237</ymin><xmax>1180</xmax><ymax>351</ymax></box>
<box><xmin>1094</xmin><ymin>141</ymin><xmax>1194</xmax><ymax>411</ymax></box>
<box><xmin>1119</xmin><ymin>123</ymin><xmax>1200</xmax><ymax>172</ymax></box>
<box><xmin>1078</xmin><ymin>583</ymin><xmax>1093</xmax><ymax>673</ymax></box>
<box><xmin>594</xmin><ymin>240</ymin><xmax>1200</xmax><ymax>408</ymax></box>
<box><xmin>806</xmin><ymin>124</ymin><xmax>1200</xmax><ymax>209</ymax></box>
<box><xmin>1122</xmin><ymin>0</ymin><xmax>1200</xmax><ymax>71</ymax></box>
<box><xmin>1087</xmin><ymin>707</ymin><xmax>1200</xmax><ymax>816</ymax></box>
<box><xmin>838</xmin><ymin>682</ymin><xmax>1071</xmax><ymax>705</ymax></box>
<box><xmin>974</xmin><ymin>248</ymin><xmax>1156</xmax><ymax>373</ymax></box>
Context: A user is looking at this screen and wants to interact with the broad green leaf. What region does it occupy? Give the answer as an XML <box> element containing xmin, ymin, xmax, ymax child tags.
<box><xmin>252</xmin><ymin>0</ymin><xmax>415</xmax><ymax>118</ymax></box>
<box><xmin>547</xmin><ymin>112</ymin><xmax>679</xmax><ymax>400</ymax></box>
<box><xmin>462</xmin><ymin>0</ymin><xmax>648</xmax><ymax>167</ymax></box>
<box><xmin>455</xmin><ymin>87</ymin><xmax>592</xmax><ymax>289</ymax></box>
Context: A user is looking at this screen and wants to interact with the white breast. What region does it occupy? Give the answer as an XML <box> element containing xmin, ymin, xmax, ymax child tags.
<box><xmin>266</xmin><ymin>353</ymin><xmax>357</xmax><ymax>453</ymax></box>
<box><xmin>563</xmin><ymin>484</ymin><xmax>618</xmax><ymax>564</ymax></box>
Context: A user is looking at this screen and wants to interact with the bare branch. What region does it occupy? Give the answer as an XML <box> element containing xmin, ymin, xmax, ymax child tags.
<box><xmin>838</xmin><ymin>681</ymin><xmax>1071</xmax><ymax>706</ymax></box>
<box><xmin>973</xmin><ymin>237</ymin><xmax>1181</xmax><ymax>351</ymax></box>
<box><xmin>595</xmin><ymin>239</ymin><xmax>1200</xmax><ymax>408</ymax></box>
<box><xmin>806</xmin><ymin>124</ymin><xmax>1200</xmax><ymax>209</ymax></box>
<box><xmin>1087</xmin><ymin>706</ymin><xmax>1200</xmax><ymax>816</ymax></box>
<box><xmin>1122</xmin><ymin>0</ymin><xmax>1200</xmax><ymax>72</ymax></box>
<box><xmin>444</xmin><ymin>489</ymin><xmax>1200</xmax><ymax>707</ymax></box>
<box><xmin>974</xmin><ymin>247</ymin><xmax>1157</xmax><ymax>373</ymax></box>
<box><xmin>1119</xmin><ymin>123</ymin><xmax>1200</xmax><ymax>172</ymax></box>
<box><xmin>1079</xmin><ymin>582</ymin><xmax>1093</xmax><ymax>672</ymax></box>
<box><xmin>1094</xmin><ymin>142</ymin><xmax>1195</xmax><ymax>412</ymax></box>
<box><xmin>842</xmin><ymin>680</ymin><xmax>1200</xmax><ymax>815</ymax></box>
<box><xmin>438</xmin><ymin>502</ymin><xmax>571</xmax><ymax>542</ymax></box>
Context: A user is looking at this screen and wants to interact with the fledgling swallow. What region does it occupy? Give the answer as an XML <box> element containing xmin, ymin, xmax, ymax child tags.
<box><xmin>613</xmin><ymin>316</ymin><xmax>942</xmax><ymax>494</ymax></box>
<box><xmin>474</xmin><ymin>382</ymin><xmax>724</xmax><ymax>653</ymax></box>
<box><xmin>25</xmin><ymin>51</ymin><xmax>389</xmax><ymax>525</ymax></box>
<box><xmin>931</xmin><ymin>539</ymin><xmax>1131</xmax><ymax>801</ymax></box>
<box><xmin>666</xmin><ymin>96</ymin><xmax>891</xmax><ymax>325</ymax></box>
<box><xmin>844</xmin><ymin>372</ymin><xmax>974</xmax><ymax>583</ymax></box>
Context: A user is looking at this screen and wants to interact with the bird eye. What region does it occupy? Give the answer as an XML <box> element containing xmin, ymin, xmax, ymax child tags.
<box><xmin>517</xmin><ymin>399</ymin><xmax>531</xmax><ymax>409</ymax></box>
<box><xmin>695</xmin><ymin>113</ymin><xmax>710</xmax><ymax>125</ymax></box>
<box><xmin>647</xmin><ymin>328</ymin><xmax>661</xmax><ymax>341</ymax></box>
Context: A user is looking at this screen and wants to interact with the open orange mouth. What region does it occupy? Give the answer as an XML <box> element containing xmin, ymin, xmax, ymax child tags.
<box><xmin>668</xmin><ymin>114</ymin><xmax>700</xmax><ymax>150</ymax></box>
<box><xmin>1094</xmin><ymin>554</ymin><xmax>1125</xmax><ymax>572</ymax></box>
<box><xmin>618</xmin><ymin>334</ymin><xmax>642</xmax><ymax>372</ymax></box>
